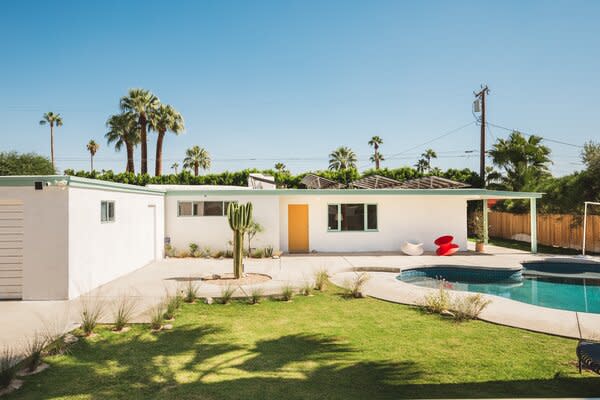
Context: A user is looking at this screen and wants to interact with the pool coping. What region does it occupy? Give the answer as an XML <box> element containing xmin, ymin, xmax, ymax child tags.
<box><xmin>331</xmin><ymin>265</ymin><xmax>600</xmax><ymax>341</ymax></box>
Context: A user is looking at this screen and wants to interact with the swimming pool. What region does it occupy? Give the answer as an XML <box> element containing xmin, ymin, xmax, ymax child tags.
<box><xmin>398</xmin><ymin>263</ymin><xmax>600</xmax><ymax>314</ymax></box>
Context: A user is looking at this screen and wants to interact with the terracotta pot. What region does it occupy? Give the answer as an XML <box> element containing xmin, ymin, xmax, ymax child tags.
<box><xmin>475</xmin><ymin>241</ymin><xmax>485</xmax><ymax>253</ymax></box>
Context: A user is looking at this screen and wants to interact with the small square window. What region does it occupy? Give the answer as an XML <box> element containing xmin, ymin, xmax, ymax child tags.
<box><xmin>101</xmin><ymin>201</ymin><xmax>115</xmax><ymax>222</ymax></box>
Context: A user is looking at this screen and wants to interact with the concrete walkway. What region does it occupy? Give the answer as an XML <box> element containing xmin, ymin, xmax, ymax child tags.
<box><xmin>2</xmin><ymin>244</ymin><xmax>599</xmax><ymax>355</ymax></box>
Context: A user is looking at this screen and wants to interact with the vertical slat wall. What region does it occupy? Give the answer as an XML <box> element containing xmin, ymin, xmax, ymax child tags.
<box><xmin>488</xmin><ymin>211</ymin><xmax>600</xmax><ymax>253</ymax></box>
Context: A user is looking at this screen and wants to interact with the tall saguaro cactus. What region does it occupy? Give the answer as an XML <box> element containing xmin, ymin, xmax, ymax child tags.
<box><xmin>227</xmin><ymin>202</ymin><xmax>253</xmax><ymax>279</ymax></box>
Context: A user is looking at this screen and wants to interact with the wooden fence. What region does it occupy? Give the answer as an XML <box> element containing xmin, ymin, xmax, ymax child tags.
<box><xmin>488</xmin><ymin>211</ymin><xmax>600</xmax><ymax>253</ymax></box>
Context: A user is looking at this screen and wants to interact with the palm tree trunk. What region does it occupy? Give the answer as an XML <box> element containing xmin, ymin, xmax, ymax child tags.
<box><xmin>194</xmin><ymin>163</ymin><xmax>199</xmax><ymax>176</ymax></box>
<box><xmin>126</xmin><ymin>142</ymin><xmax>135</xmax><ymax>173</ymax></box>
<box><xmin>140</xmin><ymin>115</ymin><xmax>147</xmax><ymax>174</ymax></box>
<box><xmin>90</xmin><ymin>153</ymin><xmax>93</xmax><ymax>171</ymax></box>
<box><xmin>155</xmin><ymin>130</ymin><xmax>165</xmax><ymax>176</ymax></box>
<box><xmin>375</xmin><ymin>144</ymin><xmax>380</xmax><ymax>170</ymax></box>
<box><xmin>50</xmin><ymin>123</ymin><xmax>55</xmax><ymax>171</ymax></box>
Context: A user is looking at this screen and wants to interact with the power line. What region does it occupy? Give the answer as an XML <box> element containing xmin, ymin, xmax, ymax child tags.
<box><xmin>486</xmin><ymin>122</ymin><xmax>584</xmax><ymax>149</ymax></box>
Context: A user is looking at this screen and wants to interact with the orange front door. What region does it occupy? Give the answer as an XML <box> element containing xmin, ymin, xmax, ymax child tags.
<box><xmin>288</xmin><ymin>204</ymin><xmax>309</xmax><ymax>253</ymax></box>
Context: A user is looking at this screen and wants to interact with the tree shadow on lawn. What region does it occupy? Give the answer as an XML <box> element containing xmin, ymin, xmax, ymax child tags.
<box><xmin>11</xmin><ymin>326</ymin><xmax>600</xmax><ymax>400</ymax></box>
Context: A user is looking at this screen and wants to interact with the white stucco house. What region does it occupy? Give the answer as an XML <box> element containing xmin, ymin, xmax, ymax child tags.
<box><xmin>0</xmin><ymin>175</ymin><xmax>541</xmax><ymax>300</ymax></box>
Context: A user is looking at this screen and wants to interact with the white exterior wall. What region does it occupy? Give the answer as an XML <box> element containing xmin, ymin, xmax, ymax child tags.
<box><xmin>164</xmin><ymin>194</ymin><xmax>280</xmax><ymax>253</ymax></box>
<box><xmin>279</xmin><ymin>195</ymin><xmax>467</xmax><ymax>252</ymax></box>
<box><xmin>0</xmin><ymin>186</ymin><xmax>70</xmax><ymax>300</ymax></box>
<box><xmin>67</xmin><ymin>187</ymin><xmax>164</xmax><ymax>299</ymax></box>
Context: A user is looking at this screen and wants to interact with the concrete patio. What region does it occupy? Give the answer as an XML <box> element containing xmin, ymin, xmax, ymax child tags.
<box><xmin>2</xmin><ymin>243</ymin><xmax>599</xmax><ymax>356</ymax></box>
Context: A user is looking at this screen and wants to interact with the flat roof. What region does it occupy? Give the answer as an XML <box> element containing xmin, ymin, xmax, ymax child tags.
<box><xmin>0</xmin><ymin>175</ymin><xmax>165</xmax><ymax>196</ymax></box>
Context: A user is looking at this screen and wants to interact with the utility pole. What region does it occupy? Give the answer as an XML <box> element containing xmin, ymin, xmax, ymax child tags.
<box><xmin>474</xmin><ymin>85</ymin><xmax>490</xmax><ymax>188</ymax></box>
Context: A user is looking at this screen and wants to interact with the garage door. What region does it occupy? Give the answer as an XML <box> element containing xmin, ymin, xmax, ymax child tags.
<box><xmin>0</xmin><ymin>201</ymin><xmax>23</xmax><ymax>300</ymax></box>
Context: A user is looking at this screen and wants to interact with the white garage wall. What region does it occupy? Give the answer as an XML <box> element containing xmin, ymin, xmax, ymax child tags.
<box><xmin>164</xmin><ymin>194</ymin><xmax>280</xmax><ymax>253</ymax></box>
<box><xmin>279</xmin><ymin>195</ymin><xmax>467</xmax><ymax>252</ymax></box>
<box><xmin>0</xmin><ymin>186</ymin><xmax>70</xmax><ymax>300</ymax></box>
<box><xmin>67</xmin><ymin>187</ymin><xmax>164</xmax><ymax>299</ymax></box>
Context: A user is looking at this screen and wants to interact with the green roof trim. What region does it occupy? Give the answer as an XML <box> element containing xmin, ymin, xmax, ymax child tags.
<box><xmin>164</xmin><ymin>188</ymin><xmax>543</xmax><ymax>199</ymax></box>
<box><xmin>0</xmin><ymin>175</ymin><xmax>165</xmax><ymax>196</ymax></box>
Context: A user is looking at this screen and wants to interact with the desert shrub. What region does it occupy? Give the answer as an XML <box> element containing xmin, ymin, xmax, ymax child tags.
<box><xmin>450</xmin><ymin>294</ymin><xmax>491</xmax><ymax>321</ymax></box>
<box><xmin>343</xmin><ymin>273</ymin><xmax>370</xmax><ymax>298</ymax></box>
<box><xmin>149</xmin><ymin>303</ymin><xmax>164</xmax><ymax>330</ymax></box>
<box><xmin>164</xmin><ymin>292</ymin><xmax>182</xmax><ymax>320</ymax></box>
<box><xmin>184</xmin><ymin>280</ymin><xmax>198</xmax><ymax>303</ymax></box>
<box><xmin>265</xmin><ymin>245</ymin><xmax>274</xmax><ymax>258</ymax></box>
<box><xmin>423</xmin><ymin>281</ymin><xmax>451</xmax><ymax>314</ymax></box>
<box><xmin>300</xmin><ymin>281</ymin><xmax>313</xmax><ymax>296</ymax></box>
<box><xmin>177</xmin><ymin>250</ymin><xmax>190</xmax><ymax>258</ymax></box>
<box><xmin>212</xmin><ymin>250</ymin><xmax>224</xmax><ymax>258</ymax></box>
<box><xmin>280</xmin><ymin>285</ymin><xmax>294</xmax><ymax>301</ymax></box>
<box><xmin>112</xmin><ymin>295</ymin><xmax>137</xmax><ymax>332</ymax></box>
<box><xmin>224</xmin><ymin>249</ymin><xmax>233</xmax><ymax>258</ymax></box>
<box><xmin>252</xmin><ymin>248</ymin><xmax>265</xmax><ymax>258</ymax></box>
<box><xmin>79</xmin><ymin>296</ymin><xmax>105</xmax><ymax>336</ymax></box>
<box><xmin>42</xmin><ymin>324</ymin><xmax>70</xmax><ymax>356</ymax></box>
<box><xmin>164</xmin><ymin>244</ymin><xmax>177</xmax><ymax>257</ymax></box>
<box><xmin>248</xmin><ymin>287</ymin><xmax>264</xmax><ymax>304</ymax></box>
<box><xmin>314</xmin><ymin>268</ymin><xmax>329</xmax><ymax>291</ymax></box>
<box><xmin>189</xmin><ymin>243</ymin><xmax>200</xmax><ymax>257</ymax></box>
<box><xmin>0</xmin><ymin>347</ymin><xmax>18</xmax><ymax>389</ymax></box>
<box><xmin>24</xmin><ymin>333</ymin><xmax>46</xmax><ymax>372</ymax></box>
<box><xmin>219</xmin><ymin>285</ymin><xmax>235</xmax><ymax>304</ymax></box>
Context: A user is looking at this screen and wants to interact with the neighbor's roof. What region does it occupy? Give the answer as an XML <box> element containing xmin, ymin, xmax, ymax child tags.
<box><xmin>397</xmin><ymin>176</ymin><xmax>471</xmax><ymax>189</ymax></box>
<box><xmin>349</xmin><ymin>175</ymin><xmax>402</xmax><ymax>189</ymax></box>
<box><xmin>300</xmin><ymin>174</ymin><xmax>345</xmax><ymax>189</ymax></box>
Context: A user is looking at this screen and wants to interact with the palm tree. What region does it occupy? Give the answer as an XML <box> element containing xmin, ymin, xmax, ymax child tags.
<box><xmin>183</xmin><ymin>146</ymin><xmax>211</xmax><ymax>176</ymax></box>
<box><xmin>39</xmin><ymin>112</ymin><xmax>63</xmax><ymax>170</ymax></box>
<box><xmin>488</xmin><ymin>131</ymin><xmax>551</xmax><ymax>191</ymax></box>
<box><xmin>171</xmin><ymin>162</ymin><xmax>180</xmax><ymax>174</ymax></box>
<box><xmin>414</xmin><ymin>158</ymin><xmax>428</xmax><ymax>174</ymax></box>
<box><xmin>105</xmin><ymin>113</ymin><xmax>140</xmax><ymax>173</ymax></box>
<box><xmin>120</xmin><ymin>89</ymin><xmax>160</xmax><ymax>175</ymax></box>
<box><xmin>274</xmin><ymin>162</ymin><xmax>287</xmax><ymax>173</ymax></box>
<box><xmin>368</xmin><ymin>136</ymin><xmax>383</xmax><ymax>169</ymax></box>
<box><xmin>86</xmin><ymin>140</ymin><xmax>100</xmax><ymax>171</ymax></box>
<box><xmin>415</xmin><ymin>148</ymin><xmax>437</xmax><ymax>174</ymax></box>
<box><xmin>149</xmin><ymin>104</ymin><xmax>184</xmax><ymax>176</ymax></box>
<box><xmin>328</xmin><ymin>146</ymin><xmax>357</xmax><ymax>171</ymax></box>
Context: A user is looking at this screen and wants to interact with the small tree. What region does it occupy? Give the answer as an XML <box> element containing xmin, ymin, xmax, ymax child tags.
<box><xmin>227</xmin><ymin>202</ymin><xmax>253</xmax><ymax>279</ymax></box>
<box><xmin>245</xmin><ymin>220</ymin><xmax>264</xmax><ymax>256</ymax></box>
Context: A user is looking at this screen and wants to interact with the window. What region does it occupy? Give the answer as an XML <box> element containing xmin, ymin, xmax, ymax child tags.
<box><xmin>327</xmin><ymin>203</ymin><xmax>377</xmax><ymax>232</ymax></box>
<box><xmin>177</xmin><ymin>201</ymin><xmax>234</xmax><ymax>217</ymax></box>
<box><xmin>101</xmin><ymin>201</ymin><xmax>115</xmax><ymax>222</ymax></box>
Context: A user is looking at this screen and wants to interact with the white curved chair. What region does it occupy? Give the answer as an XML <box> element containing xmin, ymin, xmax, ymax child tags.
<box><xmin>401</xmin><ymin>241</ymin><xmax>424</xmax><ymax>256</ymax></box>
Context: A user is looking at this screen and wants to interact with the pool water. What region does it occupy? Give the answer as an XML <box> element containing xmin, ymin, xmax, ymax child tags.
<box><xmin>399</xmin><ymin>266</ymin><xmax>600</xmax><ymax>314</ymax></box>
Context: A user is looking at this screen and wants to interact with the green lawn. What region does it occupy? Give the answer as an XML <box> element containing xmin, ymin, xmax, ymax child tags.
<box><xmin>9</xmin><ymin>288</ymin><xmax>600</xmax><ymax>399</ymax></box>
<box><xmin>470</xmin><ymin>237</ymin><xmax>586</xmax><ymax>255</ymax></box>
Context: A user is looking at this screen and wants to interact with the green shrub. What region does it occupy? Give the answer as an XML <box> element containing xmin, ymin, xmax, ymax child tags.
<box><xmin>252</xmin><ymin>248</ymin><xmax>265</xmax><ymax>258</ymax></box>
<box><xmin>265</xmin><ymin>245</ymin><xmax>274</xmax><ymax>258</ymax></box>
<box><xmin>423</xmin><ymin>281</ymin><xmax>451</xmax><ymax>314</ymax></box>
<box><xmin>300</xmin><ymin>281</ymin><xmax>313</xmax><ymax>296</ymax></box>
<box><xmin>248</xmin><ymin>287</ymin><xmax>264</xmax><ymax>304</ymax></box>
<box><xmin>0</xmin><ymin>347</ymin><xmax>18</xmax><ymax>389</ymax></box>
<box><xmin>343</xmin><ymin>273</ymin><xmax>370</xmax><ymax>298</ymax></box>
<box><xmin>80</xmin><ymin>296</ymin><xmax>105</xmax><ymax>336</ymax></box>
<box><xmin>164</xmin><ymin>244</ymin><xmax>177</xmax><ymax>257</ymax></box>
<box><xmin>149</xmin><ymin>303</ymin><xmax>164</xmax><ymax>330</ymax></box>
<box><xmin>280</xmin><ymin>285</ymin><xmax>294</xmax><ymax>301</ymax></box>
<box><xmin>24</xmin><ymin>333</ymin><xmax>46</xmax><ymax>372</ymax></box>
<box><xmin>450</xmin><ymin>294</ymin><xmax>491</xmax><ymax>322</ymax></box>
<box><xmin>112</xmin><ymin>295</ymin><xmax>137</xmax><ymax>332</ymax></box>
<box><xmin>164</xmin><ymin>292</ymin><xmax>182</xmax><ymax>320</ymax></box>
<box><xmin>189</xmin><ymin>243</ymin><xmax>200</xmax><ymax>257</ymax></box>
<box><xmin>314</xmin><ymin>268</ymin><xmax>329</xmax><ymax>291</ymax></box>
<box><xmin>219</xmin><ymin>285</ymin><xmax>235</xmax><ymax>304</ymax></box>
<box><xmin>184</xmin><ymin>280</ymin><xmax>198</xmax><ymax>303</ymax></box>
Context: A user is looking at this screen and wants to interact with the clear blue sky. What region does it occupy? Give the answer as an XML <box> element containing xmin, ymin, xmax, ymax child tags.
<box><xmin>1</xmin><ymin>0</ymin><xmax>598</xmax><ymax>175</ymax></box>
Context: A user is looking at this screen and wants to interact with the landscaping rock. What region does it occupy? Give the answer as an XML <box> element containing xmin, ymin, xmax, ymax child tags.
<box><xmin>64</xmin><ymin>333</ymin><xmax>79</xmax><ymax>344</ymax></box>
<box><xmin>440</xmin><ymin>310</ymin><xmax>455</xmax><ymax>318</ymax></box>
<box><xmin>163</xmin><ymin>324</ymin><xmax>173</xmax><ymax>330</ymax></box>
<box><xmin>205</xmin><ymin>297</ymin><xmax>214</xmax><ymax>305</ymax></box>
<box><xmin>17</xmin><ymin>363</ymin><xmax>49</xmax><ymax>377</ymax></box>
<box><xmin>0</xmin><ymin>379</ymin><xmax>23</xmax><ymax>396</ymax></box>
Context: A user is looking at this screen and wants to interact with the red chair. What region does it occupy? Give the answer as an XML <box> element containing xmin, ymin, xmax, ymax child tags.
<box><xmin>436</xmin><ymin>243</ymin><xmax>459</xmax><ymax>256</ymax></box>
<box><xmin>434</xmin><ymin>235</ymin><xmax>453</xmax><ymax>246</ymax></box>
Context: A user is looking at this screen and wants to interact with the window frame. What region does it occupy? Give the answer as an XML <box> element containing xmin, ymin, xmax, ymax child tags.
<box><xmin>327</xmin><ymin>203</ymin><xmax>378</xmax><ymax>232</ymax></box>
<box><xmin>101</xmin><ymin>200</ymin><xmax>116</xmax><ymax>223</ymax></box>
<box><xmin>177</xmin><ymin>200</ymin><xmax>234</xmax><ymax>217</ymax></box>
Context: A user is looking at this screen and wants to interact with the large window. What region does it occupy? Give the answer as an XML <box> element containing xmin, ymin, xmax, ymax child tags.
<box><xmin>101</xmin><ymin>201</ymin><xmax>115</xmax><ymax>223</ymax></box>
<box><xmin>327</xmin><ymin>203</ymin><xmax>377</xmax><ymax>232</ymax></box>
<box><xmin>177</xmin><ymin>201</ymin><xmax>233</xmax><ymax>217</ymax></box>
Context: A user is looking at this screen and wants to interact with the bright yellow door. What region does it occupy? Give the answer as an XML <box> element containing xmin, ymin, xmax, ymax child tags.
<box><xmin>288</xmin><ymin>204</ymin><xmax>309</xmax><ymax>253</ymax></box>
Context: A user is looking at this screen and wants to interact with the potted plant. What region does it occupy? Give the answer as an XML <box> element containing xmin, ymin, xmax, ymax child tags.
<box><xmin>473</xmin><ymin>212</ymin><xmax>485</xmax><ymax>253</ymax></box>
